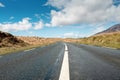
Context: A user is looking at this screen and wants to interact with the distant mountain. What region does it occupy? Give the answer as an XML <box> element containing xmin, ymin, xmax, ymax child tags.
<box><xmin>0</xmin><ymin>31</ymin><xmax>26</xmax><ymax>47</ymax></box>
<box><xmin>96</xmin><ymin>24</ymin><xmax>120</xmax><ymax>35</ymax></box>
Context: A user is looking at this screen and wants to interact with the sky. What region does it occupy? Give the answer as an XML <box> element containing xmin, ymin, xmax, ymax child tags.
<box><xmin>0</xmin><ymin>0</ymin><xmax>120</xmax><ymax>38</ymax></box>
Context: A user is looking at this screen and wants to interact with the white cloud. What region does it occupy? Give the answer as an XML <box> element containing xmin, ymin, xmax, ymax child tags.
<box><xmin>63</xmin><ymin>32</ymin><xmax>79</xmax><ymax>38</ymax></box>
<box><xmin>82</xmin><ymin>25</ymin><xmax>106</xmax><ymax>36</ymax></box>
<box><xmin>9</xmin><ymin>16</ymin><xmax>14</xmax><ymax>20</ymax></box>
<box><xmin>46</xmin><ymin>0</ymin><xmax>71</xmax><ymax>9</ymax></box>
<box><xmin>0</xmin><ymin>2</ymin><xmax>5</xmax><ymax>7</ymax></box>
<box><xmin>46</xmin><ymin>0</ymin><xmax>120</xmax><ymax>26</ymax></box>
<box><xmin>45</xmin><ymin>23</ymin><xmax>51</xmax><ymax>27</ymax></box>
<box><xmin>0</xmin><ymin>17</ymin><xmax>45</xmax><ymax>32</ymax></box>
<box><xmin>94</xmin><ymin>26</ymin><xmax>106</xmax><ymax>33</ymax></box>
<box><xmin>34</xmin><ymin>21</ymin><xmax>44</xmax><ymax>30</ymax></box>
<box><xmin>34</xmin><ymin>14</ymin><xmax>41</xmax><ymax>19</ymax></box>
<box><xmin>28</xmin><ymin>31</ymin><xmax>33</xmax><ymax>35</ymax></box>
<box><xmin>0</xmin><ymin>18</ymin><xmax>32</xmax><ymax>32</ymax></box>
<box><xmin>95</xmin><ymin>26</ymin><xmax>105</xmax><ymax>33</ymax></box>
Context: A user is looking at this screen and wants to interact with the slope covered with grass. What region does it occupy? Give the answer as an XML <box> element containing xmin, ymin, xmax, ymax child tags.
<box><xmin>77</xmin><ymin>32</ymin><xmax>120</xmax><ymax>49</ymax></box>
<box><xmin>0</xmin><ymin>31</ymin><xmax>27</xmax><ymax>47</ymax></box>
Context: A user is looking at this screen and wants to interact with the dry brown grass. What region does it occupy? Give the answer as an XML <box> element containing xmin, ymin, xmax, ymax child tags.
<box><xmin>77</xmin><ymin>32</ymin><xmax>120</xmax><ymax>49</ymax></box>
<box><xmin>17</xmin><ymin>36</ymin><xmax>79</xmax><ymax>45</ymax></box>
<box><xmin>0</xmin><ymin>36</ymin><xmax>63</xmax><ymax>55</ymax></box>
<box><xmin>1</xmin><ymin>32</ymin><xmax>119</xmax><ymax>55</ymax></box>
<box><xmin>0</xmin><ymin>44</ymin><xmax>47</xmax><ymax>55</ymax></box>
<box><xmin>17</xmin><ymin>36</ymin><xmax>62</xmax><ymax>45</ymax></box>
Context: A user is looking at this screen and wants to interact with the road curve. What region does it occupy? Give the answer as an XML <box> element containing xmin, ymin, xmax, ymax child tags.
<box><xmin>0</xmin><ymin>42</ymin><xmax>120</xmax><ymax>80</ymax></box>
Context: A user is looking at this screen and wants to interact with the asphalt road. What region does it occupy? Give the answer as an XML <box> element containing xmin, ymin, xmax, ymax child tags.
<box><xmin>68</xmin><ymin>43</ymin><xmax>120</xmax><ymax>80</ymax></box>
<box><xmin>0</xmin><ymin>42</ymin><xmax>120</xmax><ymax>80</ymax></box>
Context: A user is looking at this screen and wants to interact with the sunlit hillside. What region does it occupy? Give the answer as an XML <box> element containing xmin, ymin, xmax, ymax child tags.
<box><xmin>77</xmin><ymin>32</ymin><xmax>120</xmax><ymax>49</ymax></box>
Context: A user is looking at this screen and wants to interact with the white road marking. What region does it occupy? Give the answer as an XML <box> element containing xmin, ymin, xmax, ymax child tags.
<box><xmin>65</xmin><ymin>44</ymin><xmax>68</xmax><ymax>51</ymax></box>
<box><xmin>0</xmin><ymin>56</ymin><xmax>2</xmax><ymax>58</ymax></box>
<box><xmin>24</xmin><ymin>48</ymin><xmax>35</xmax><ymax>52</ymax></box>
<box><xmin>59</xmin><ymin>44</ymin><xmax>70</xmax><ymax>80</ymax></box>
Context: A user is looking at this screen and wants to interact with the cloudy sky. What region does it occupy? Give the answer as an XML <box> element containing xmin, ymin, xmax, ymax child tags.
<box><xmin>0</xmin><ymin>0</ymin><xmax>120</xmax><ymax>38</ymax></box>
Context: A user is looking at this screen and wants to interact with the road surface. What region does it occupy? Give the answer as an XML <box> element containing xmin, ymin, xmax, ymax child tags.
<box><xmin>0</xmin><ymin>42</ymin><xmax>120</xmax><ymax>80</ymax></box>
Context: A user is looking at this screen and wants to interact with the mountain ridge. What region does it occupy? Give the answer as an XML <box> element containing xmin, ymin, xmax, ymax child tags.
<box><xmin>96</xmin><ymin>24</ymin><xmax>120</xmax><ymax>35</ymax></box>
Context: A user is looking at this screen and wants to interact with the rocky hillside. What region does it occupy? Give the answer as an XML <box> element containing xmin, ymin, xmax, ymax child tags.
<box><xmin>0</xmin><ymin>31</ymin><xmax>26</xmax><ymax>47</ymax></box>
<box><xmin>96</xmin><ymin>24</ymin><xmax>120</xmax><ymax>35</ymax></box>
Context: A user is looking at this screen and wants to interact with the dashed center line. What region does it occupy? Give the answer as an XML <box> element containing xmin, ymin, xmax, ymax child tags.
<box><xmin>59</xmin><ymin>44</ymin><xmax>70</xmax><ymax>80</ymax></box>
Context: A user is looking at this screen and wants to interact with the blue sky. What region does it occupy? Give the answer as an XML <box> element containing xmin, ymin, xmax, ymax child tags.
<box><xmin>0</xmin><ymin>0</ymin><xmax>120</xmax><ymax>38</ymax></box>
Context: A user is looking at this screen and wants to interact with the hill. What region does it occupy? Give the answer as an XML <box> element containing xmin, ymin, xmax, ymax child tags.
<box><xmin>0</xmin><ymin>31</ymin><xmax>26</xmax><ymax>47</ymax></box>
<box><xmin>96</xmin><ymin>24</ymin><xmax>120</xmax><ymax>35</ymax></box>
<box><xmin>17</xmin><ymin>36</ymin><xmax>78</xmax><ymax>45</ymax></box>
<box><xmin>77</xmin><ymin>32</ymin><xmax>120</xmax><ymax>49</ymax></box>
<box><xmin>76</xmin><ymin>24</ymin><xmax>120</xmax><ymax>49</ymax></box>
<box><xmin>17</xmin><ymin>36</ymin><xmax>63</xmax><ymax>45</ymax></box>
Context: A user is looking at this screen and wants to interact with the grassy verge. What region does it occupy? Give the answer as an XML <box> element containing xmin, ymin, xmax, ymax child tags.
<box><xmin>0</xmin><ymin>42</ymin><xmax>54</xmax><ymax>55</ymax></box>
<box><xmin>76</xmin><ymin>32</ymin><xmax>120</xmax><ymax>49</ymax></box>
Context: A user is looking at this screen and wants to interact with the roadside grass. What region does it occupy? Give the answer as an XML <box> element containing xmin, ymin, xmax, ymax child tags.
<box><xmin>76</xmin><ymin>32</ymin><xmax>120</xmax><ymax>49</ymax></box>
<box><xmin>0</xmin><ymin>43</ymin><xmax>54</xmax><ymax>55</ymax></box>
<box><xmin>1</xmin><ymin>32</ymin><xmax>120</xmax><ymax>55</ymax></box>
